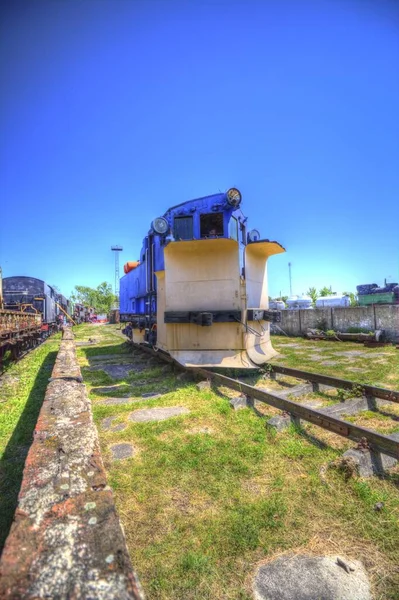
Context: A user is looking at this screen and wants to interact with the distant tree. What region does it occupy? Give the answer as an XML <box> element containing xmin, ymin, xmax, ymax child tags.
<box><xmin>306</xmin><ymin>287</ymin><xmax>318</xmax><ymax>305</ymax></box>
<box><xmin>70</xmin><ymin>282</ymin><xmax>116</xmax><ymax>314</ymax></box>
<box><xmin>342</xmin><ymin>291</ymin><xmax>358</xmax><ymax>307</ymax></box>
<box><xmin>319</xmin><ymin>286</ymin><xmax>334</xmax><ymax>297</ymax></box>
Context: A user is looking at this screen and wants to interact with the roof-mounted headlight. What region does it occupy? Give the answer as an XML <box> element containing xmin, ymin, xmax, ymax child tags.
<box><xmin>152</xmin><ymin>217</ymin><xmax>169</xmax><ymax>235</ymax></box>
<box><xmin>226</xmin><ymin>187</ymin><xmax>242</xmax><ymax>208</ymax></box>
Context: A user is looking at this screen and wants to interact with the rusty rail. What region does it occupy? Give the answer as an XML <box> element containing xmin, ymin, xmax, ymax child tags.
<box><xmin>195</xmin><ymin>368</ymin><xmax>399</xmax><ymax>459</ymax></box>
<box><xmin>263</xmin><ymin>364</ymin><xmax>399</xmax><ymax>404</ymax></box>
<box><xmin>122</xmin><ymin>338</ymin><xmax>399</xmax><ymax>460</ymax></box>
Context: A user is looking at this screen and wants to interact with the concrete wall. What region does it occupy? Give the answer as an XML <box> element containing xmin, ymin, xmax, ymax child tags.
<box><xmin>375</xmin><ymin>305</ymin><xmax>399</xmax><ymax>343</ymax></box>
<box><xmin>275</xmin><ymin>305</ymin><xmax>399</xmax><ymax>342</ymax></box>
<box><xmin>332</xmin><ymin>306</ymin><xmax>374</xmax><ymax>332</ymax></box>
<box><xmin>300</xmin><ymin>308</ymin><xmax>332</xmax><ymax>332</ymax></box>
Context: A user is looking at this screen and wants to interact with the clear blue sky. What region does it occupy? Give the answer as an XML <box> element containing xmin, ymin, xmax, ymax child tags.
<box><xmin>1</xmin><ymin>0</ymin><xmax>398</xmax><ymax>299</ymax></box>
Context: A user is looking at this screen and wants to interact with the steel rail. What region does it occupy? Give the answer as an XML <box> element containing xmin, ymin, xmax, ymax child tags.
<box><xmin>123</xmin><ymin>339</ymin><xmax>399</xmax><ymax>460</ymax></box>
<box><xmin>264</xmin><ymin>364</ymin><xmax>399</xmax><ymax>404</ymax></box>
<box><xmin>194</xmin><ymin>368</ymin><xmax>399</xmax><ymax>460</ymax></box>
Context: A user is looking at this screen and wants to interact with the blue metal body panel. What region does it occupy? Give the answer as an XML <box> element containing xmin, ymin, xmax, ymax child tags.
<box><xmin>120</xmin><ymin>193</ymin><xmax>247</xmax><ymax>330</ymax></box>
<box><xmin>120</xmin><ymin>191</ymin><xmax>247</xmax><ymax>322</ymax></box>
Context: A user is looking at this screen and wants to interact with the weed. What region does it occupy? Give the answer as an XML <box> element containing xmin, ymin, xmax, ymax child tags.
<box><xmin>315</xmin><ymin>318</ymin><xmax>329</xmax><ymax>332</ymax></box>
<box><xmin>180</xmin><ymin>551</ymin><xmax>212</xmax><ymax>574</ymax></box>
<box><xmin>261</xmin><ymin>363</ymin><xmax>274</xmax><ymax>376</ymax></box>
<box><xmin>347</xmin><ymin>327</ymin><xmax>372</xmax><ymax>334</ymax></box>
<box><xmin>336</xmin><ymin>384</ymin><xmax>365</xmax><ymax>401</ymax></box>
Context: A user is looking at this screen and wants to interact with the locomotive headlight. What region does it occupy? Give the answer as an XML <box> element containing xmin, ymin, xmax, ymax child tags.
<box><xmin>226</xmin><ymin>187</ymin><xmax>242</xmax><ymax>208</ymax></box>
<box><xmin>152</xmin><ymin>217</ymin><xmax>169</xmax><ymax>235</ymax></box>
<box><xmin>248</xmin><ymin>229</ymin><xmax>260</xmax><ymax>242</ymax></box>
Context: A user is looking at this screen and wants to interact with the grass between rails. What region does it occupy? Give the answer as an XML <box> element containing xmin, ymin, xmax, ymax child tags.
<box><xmin>0</xmin><ymin>333</ymin><xmax>61</xmax><ymax>552</ymax></box>
<box><xmin>269</xmin><ymin>335</ymin><xmax>399</xmax><ymax>435</ymax></box>
<box><xmin>270</xmin><ymin>335</ymin><xmax>399</xmax><ymax>390</ymax></box>
<box><xmin>77</xmin><ymin>325</ymin><xmax>399</xmax><ymax>599</ymax></box>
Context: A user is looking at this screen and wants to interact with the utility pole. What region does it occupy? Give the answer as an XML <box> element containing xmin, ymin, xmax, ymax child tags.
<box><xmin>288</xmin><ymin>262</ymin><xmax>292</xmax><ymax>296</ymax></box>
<box><xmin>111</xmin><ymin>246</ymin><xmax>123</xmax><ymax>307</ymax></box>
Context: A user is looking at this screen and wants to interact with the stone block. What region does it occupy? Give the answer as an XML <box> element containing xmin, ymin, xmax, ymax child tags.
<box><xmin>253</xmin><ymin>555</ymin><xmax>371</xmax><ymax>600</ymax></box>
<box><xmin>51</xmin><ymin>342</ymin><xmax>82</xmax><ymax>381</ymax></box>
<box><xmin>110</xmin><ymin>443</ymin><xmax>135</xmax><ymax>461</ymax></box>
<box><xmin>229</xmin><ymin>395</ymin><xmax>250</xmax><ymax>410</ymax></box>
<box><xmin>267</xmin><ymin>415</ymin><xmax>292</xmax><ymax>431</ymax></box>
<box><xmin>0</xmin><ymin>490</ymin><xmax>143</xmax><ymax>599</ymax></box>
<box><xmin>196</xmin><ymin>380</ymin><xmax>211</xmax><ymax>390</ymax></box>
<box><xmin>101</xmin><ymin>416</ymin><xmax>126</xmax><ymax>432</ymax></box>
<box><xmin>62</xmin><ymin>328</ymin><xmax>74</xmax><ymax>341</ymax></box>
<box><xmin>319</xmin><ymin>397</ymin><xmax>369</xmax><ymax>418</ymax></box>
<box><xmin>342</xmin><ymin>434</ymin><xmax>399</xmax><ymax>477</ymax></box>
<box><xmin>129</xmin><ymin>406</ymin><xmax>190</xmax><ymax>422</ymax></box>
<box><xmin>278</xmin><ymin>383</ymin><xmax>314</xmax><ymax>398</ymax></box>
<box><xmin>98</xmin><ymin>397</ymin><xmax>140</xmax><ymax>406</ymax></box>
<box><xmin>90</xmin><ymin>364</ymin><xmax>142</xmax><ymax>379</ymax></box>
<box><xmin>267</xmin><ymin>398</ymin><xmax>325</xmax><ymax>431</ymax></box>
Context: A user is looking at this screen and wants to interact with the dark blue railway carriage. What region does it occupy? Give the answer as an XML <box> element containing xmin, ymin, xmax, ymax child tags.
<box><xmin>2</xmin><ymin>276</ymin><xmax>57</xmax><ymax>327</ymax></box>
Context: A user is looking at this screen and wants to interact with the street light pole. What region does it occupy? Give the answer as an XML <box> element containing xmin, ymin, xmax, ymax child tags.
<box><xmin>111</xmin><ymin>245</ymin><xmax>123</xmax><ymax>307</ymax></box>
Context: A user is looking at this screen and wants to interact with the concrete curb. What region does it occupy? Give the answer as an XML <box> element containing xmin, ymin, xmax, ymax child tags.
<box><xmin>0</xmin><ymin>329</ymin><xmax>144</xmax><ymax>600</ymax></box>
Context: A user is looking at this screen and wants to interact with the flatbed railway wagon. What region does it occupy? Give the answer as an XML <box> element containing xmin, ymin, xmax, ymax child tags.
<box><xmin>0</xmin><ymin>309</ymin><xmax>42</xmax><ymax>367</ymax></box>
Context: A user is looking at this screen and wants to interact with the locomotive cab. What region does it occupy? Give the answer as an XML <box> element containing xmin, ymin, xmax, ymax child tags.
<box><xmin>120</xmin><ymin>188</ymin><xmax>285</xmax><ymax>368</ymax></box>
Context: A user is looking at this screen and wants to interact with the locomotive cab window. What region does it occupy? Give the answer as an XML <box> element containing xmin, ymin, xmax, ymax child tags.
<box><xmin>229</xmin><ymin>216</ymin><xmax>238</xmax><ymax>241</ymax></box>
<box><xmin>174</xmin><ymin>216</ymin><xmax>193</xmax><ymax>240</ymax></box>
<box><xmin>200</xmin><ymin>213</ymin><xmax>223</xmax><ymax>238</ymax></box>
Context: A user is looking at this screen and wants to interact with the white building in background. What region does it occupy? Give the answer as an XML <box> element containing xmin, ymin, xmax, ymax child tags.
<box><xmin>286</xmin><ymin>295</ymin><xmax>313</xmax><ymax>310</ymax></box>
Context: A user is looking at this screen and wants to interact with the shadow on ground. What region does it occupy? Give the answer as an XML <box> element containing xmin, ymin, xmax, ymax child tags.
<box><xmin>0</xmin><ymin>350</ymin><xmax>57</xmax><ymax>555</ymax></box>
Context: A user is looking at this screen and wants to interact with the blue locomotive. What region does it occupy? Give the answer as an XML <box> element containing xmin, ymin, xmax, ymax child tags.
<box><xmin>120</xmin><ymin>188</ymin><xmax>285</xmax><ymax>368</ymax></box>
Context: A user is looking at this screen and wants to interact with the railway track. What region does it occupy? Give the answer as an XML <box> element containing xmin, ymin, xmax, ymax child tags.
<box><xmin>128</xmin><ymin>341</ymin><xmax>399</xmax><ymax>462</ymax></box>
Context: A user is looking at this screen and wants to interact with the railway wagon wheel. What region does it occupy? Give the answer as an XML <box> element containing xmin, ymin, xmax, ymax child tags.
<box><xmin>10</xmin><ymin>340</ymin><xmax>23</xmax><ymax>361</ymax></box>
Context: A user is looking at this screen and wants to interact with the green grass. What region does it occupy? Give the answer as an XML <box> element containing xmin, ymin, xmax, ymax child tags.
<box><xmin>270</xmin><ymin>335</ymin><xmax>399</xmax><ymax>390</ymax></box>
<box><xmin>76</xmin><ymin>325</ymin><xmax>399</xmax><ymax>599</ymax></box>
<box><xmin>0</xmin><ymin>333</ymin><xmax>61</xmax><ymax>552</ymax></box>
